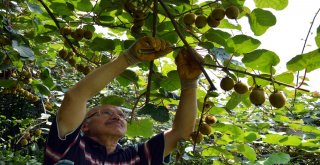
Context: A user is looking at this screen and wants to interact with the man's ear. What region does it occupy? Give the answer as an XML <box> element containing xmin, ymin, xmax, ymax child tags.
<box><xmin>81</xmin><ymin>121</ymin><xmax>89</xmax><ymax>133</ymax></box>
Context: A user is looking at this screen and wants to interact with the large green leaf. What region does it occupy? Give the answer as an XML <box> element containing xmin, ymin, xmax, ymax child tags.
<box><xmin>89</xmin><ymin>37</ymin><xmax>115</xmax><ymax>51</ymax></box>
<box><xmin>100</xmin><ymin>95</ymin><xmax>125</xmax><ymax>106</ymax></box>
<box><xmin>264</xmin><ymin>153</ymin><xmax>290</xmax><ymax>165</ymax></box>
<box><xmin>249</xmin><ymin>8</ymin><xmax>276</xmax><ymax>36</ymax></box>
<box><xmin>204</xmin><ymin>29</ymin><xmax>231</xmax><ymax>47</ymax></box>
<box><xmin>40</xmin><ymin>68</ymin><xmax>55</xmax><ymax>89</ymax></box>
<box><xmin>237</xmin><ymin>144</ymin><xmax>256</xmax><ymax>162</ymax></box>
<box><xmin>138</xmin><ymin>104</ymin><xmax>170</xmax><ymax>123</ymax></box>
<box><xmin>160</xmin><ymin>70</ymin><xmax>180</xmax><ymax>91</ymax></box>
<box><xmin>76</xmin><ymin>0</ymin><xmax>93</xmax><ymax>12</ymax></box>
<box><xmin>242</xmin><ymin>49</ymin><xmax>280</xmax><ymax>73</ymax></box>
<box><xmin>212</xmin><ymin>123</ymin><xmax>244</xmax><ymax>137</ymax></box>
<box><xmin>49</xmin><ymin>2</ymin><xmax>73</xmax><ymax>16</ymax></box>
<box><xmin>34</xmin><ymin>84</ymin><xmax>51</xmax><ymax>96</ymax></box>
<box><xmin>12</xmin><ymin>40</ymin><xmax>34</xmax><ymax>59</ymax></box>
<box><xmin>226</xmin><ymin>34</ymin><xmax>261</xmax><ymax>54</ymax></box>
<box><xmin>117</xmin><ymin>69</ymin><xmax>139</xmax><ymax>86</ymax></box>
<box><xmin>254</xmin><ymin>0</ymin><xmax>288</xmax><ymax>10</ymax></box>
<box><xmin>286</xmin><ymin>49</ymin><xmax>320</xmax><ymax>72</ymax></box>
<box><xmin>126</xmin><ymin>118</ymin><xmax>154</xmax><ymax>138</ymax></box>
<box><xmin>316</xmin><ymin>26</ymin><xmax>320</xmax><ymax>48</ymax></box>
<box><xmin>225</xmin><ymin>92</ymin><xmax>249</xmax><ymax>110</ymax></box>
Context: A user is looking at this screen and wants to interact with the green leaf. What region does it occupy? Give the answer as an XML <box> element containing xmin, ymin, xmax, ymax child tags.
<box><xmin>34</xmin><ymin>35</ymin><xmax>52</xmax><ymax>43</ymax></box>
<box><xmin>254</xmin><ymin>0</ymin><xmax>288</xmax><ymax>10</ymax></box>
<box><xmin>76</xmin><ymin>0</ymin><xmax>93</xmax><ymax>12</ymax></box>
<box><xmin>35</xmin><ymin>84</ymin><xmax>51</xmax><ymax>96</ymax></box>
<box><xmin>0</xmin><ymin>79</ymin><xmax>16</xmax><ymax>88</ymax></box>
<box><xmin>117</xmin><ymin>69</ymin><xmax>139</xmax><ymax>86</ymax></box>
<box><xmin>274</xmin><ymin>72</ymin><xmax>294</xmax><ymax>86</ymax></box>
<box><xmin>242</xmin><ymin>49</ymin><xmax>280</xmax><ymax>73</ymax></box>
<box><xmin>12</xmin><ymin>41</ymin><xmax>35</xmax><ymax>59</ymax></box>
<box><xmin>263</xmin><ymin>134</ymin><xmax>286</xmax><ymax>144</ymax></box>
<box><xmin>212</xmin><ymin>123</ymin><xmax>244</xmax><ymax>137</ymax></box>
<box><xmin>286</xmin><ymin>49</ymin><xmax>320</xmax><ymax>72</ymax></box>
<box><xmin>160</xmin><ymin>70</ymin><xmax>180</xmax><ymax>91</ymax></box>
<box><xmin>204</xmin><ymin>29</ymin><xmax>231</xmax><ymax>47</ymax></box>
<box><xmin>100</xmin><ymin>95</ymin><xmax>125</xmax><ymax>106</ymax></box>
<box><xmin>225</xmin><ymin>92</ymin><xmax>249</xmax><ymax>110</ymax></box>
<box><xmin>138</xmin><ymin>104</ymin><xmax>170</xmax><ymax>123</ymax></box>
<box><xmin>249</xmin><ymin>8</ymin><xmax>276</xmax><ymax>36</ymax></box>
<box><xmin>264</xmin><ymin>152</ymin><xmax>290</xmax><ymax>165</ymax></box>
<box><xmin>237</xmin><ymin>144</ymin><xmax>256</xmax><ymax>162</ymax></box>
<box><xmin>226</xmin><ymin>34</ymin><xmax>261</xmax><ymax>54</ymax></box>
<box><xmin>126</xmin><ymin>118</ymin><xmax>154</xmax><ymax>138</ymax></box>
<box><xmin>89</xmin><ymin>37</ymin><xmax>115</xmax><ymax>51</ymax></box>
<box><xmin>316</xmin><ymin>26</ymin><xmax>320</xmax><ymax>48</ymax></box>
<box><xmin>26</xmin><ymin>2</ymin><xmax>42</xmax><ymax>13</ymax></box>
<box><xmin>40</xmin><ymin>68</ymin><xmax>55</xmax><ymax>89</ymax></box>
<box><xmin>49</xmin><ymin>2</ymin><xmax>73</xmax><ymax>16</ymax></box>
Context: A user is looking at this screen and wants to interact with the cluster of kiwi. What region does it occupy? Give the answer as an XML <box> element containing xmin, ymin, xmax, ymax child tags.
<box><xmin>19</xmin><ymin>69</ymin><xmax>33</xmax><ymax>84</ymax></box>
<box><xmin>60</xmin><ymin>26</ymin><xmax>93</xmax><ymax>41</ymax></box>
<box><xmin>19</xmin><ymin>129</ymin><xmax>42</xmax><ymax>146</ymax></box>
<box><xmin>191</xmin><ymin>115</ymin><xmax>217</xmax><ymax>143</ymax></box>
<box><xmin>183</xmin><ymin>5</ymin><xmax>240</xmax><ymax>28</ymax></box>
<box><xmin>124</xmin><ymin>1</ymin><xmax>145</xmax><ymax>35</ymax></box>
<box><xmin>2</xmin><ymin>86</ymin><xmax>39</xmax><ymax>102</ymax></box>
<box><xmin>220</xmin><ymin>76</ymin><xmax>287</xmax><ymax>108</ymax></box>
<box><xmin>58</xmin><ymin>49</ymin><xmax>92</xmax><ymax>75</ymax></box>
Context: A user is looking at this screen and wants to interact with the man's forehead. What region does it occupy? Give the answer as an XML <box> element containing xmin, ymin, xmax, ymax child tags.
<box><xmin>87</xmin><ymin>105</ymin><xmax>123</xmax><ymax>115</ymax></box>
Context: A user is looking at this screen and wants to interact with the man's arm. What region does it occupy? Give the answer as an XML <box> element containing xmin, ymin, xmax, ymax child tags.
<box><xmin>57</xmin><ymin>37</ymin><xmax>172</xmax><ymax>138</ymax></box>
<box><xmin>163</xmin><ymin>48</ymin><xmax>203</xmax><ymax>156</ymax></box>
<box><xmin>57</xmin><ymin>55</ymin><xmax>130</xmax><ymax>138</ymax></box>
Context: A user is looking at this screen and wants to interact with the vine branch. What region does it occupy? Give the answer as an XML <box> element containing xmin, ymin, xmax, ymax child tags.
<box><xmin>158</xmin><ymin>0</ymin><xmax>216</xmax><ymax>91</ymax></box>
<box><xmin>203</xmin><ymin>63</ymin><xmax>310</xmax><ymax>92</ymax></box>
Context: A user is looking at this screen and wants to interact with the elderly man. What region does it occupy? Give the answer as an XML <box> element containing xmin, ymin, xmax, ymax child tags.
<box><xmin>44</xmin><ymin>36</ymin><xmax>201</xmax><ymax>164</ymax></box>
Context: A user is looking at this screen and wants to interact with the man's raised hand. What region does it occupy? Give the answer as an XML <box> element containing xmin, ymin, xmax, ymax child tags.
<box><xmin>123</xmin><ymin>36</ymin><xmax>172</xmax><ymax>65</ymax></box>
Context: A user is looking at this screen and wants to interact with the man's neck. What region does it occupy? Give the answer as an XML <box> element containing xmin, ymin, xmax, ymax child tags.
<box><xmin>89</xmin><ymin>135</ymin><xmax>119</xmax><ymax>154</ymax></box>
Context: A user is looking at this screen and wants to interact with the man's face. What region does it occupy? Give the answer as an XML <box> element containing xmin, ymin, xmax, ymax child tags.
<box><xmin>82</xmin><ymin>105</ymin><xmax>127</xmax><ymax>138</ymax></box>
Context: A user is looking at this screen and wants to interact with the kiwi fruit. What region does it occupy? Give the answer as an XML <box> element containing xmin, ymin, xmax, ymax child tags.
<box><xmin>211</xmin><ymin>8</ymin><xmax>225</xmax><ymax>21</ymax></box>
<box><xmin>84</xmin><ymin>30</ymin><xmax>93</xmax><ymax>40</ymax></box>
<box><xmin>71</xmin><ymin>28</ymin><xmax>84</xmax><ymax>41</ymax></box>
<box><xmin>130</xmin><ymin>25</ymin><xmax>142</xmax><ymax>34</ymax></box>
<box><xmin>58</xmin><ymin>49</ymin><xmax>68</xmax><ymax>59</ymax></box>
<box><xmin>220</xmin><ymin>76</ymin><xmax>235</xmax><ymax>91</ymax></box>
<box><xmin>199</xmin><ymin>123</ymin><xmax>212</xmax><ymax>135</ymax></box>
<box><xmin>68</xmin><ymin>58</ymin><xmax>76</xmax><ymax>67</ymax></box>
<box><xmin>20</xmin><ymin>138</ymin><xmax>28</xmax><ymax>146</ymax></box>
<box><xmin>249</xmin><ymin>86</ymin><xmax>265</xmax><ymax>106</ymax></box>
<box><xmin>205</xmin><ymin>115</ymin><xmax>217</xmax><ymax>125</ymax></box>
<box><xmin>269</xmin><ymin>91</ymin><xmax>286</xmax><ymax>108</ymax></box>
<box><xmin>190</xmin><ymin>131</ymin><xmax>203</xmax><ymax>143</ymax></box>
<box><xmin>195</xmin><ymin>15</ymin><xmax>207</xmax><ymax>28</ymax></box>
<box><xmin>34</xmin><ymin>129</ymin><xmax>42</xmax><ymax>136</ymax></box>
<box><xmin>60</xmin><ymin>26</ymin><xmax>72</xmax><ymax>35</ymax></box>
<box><xmin>207</xmin><ymin>15</ymin><xmax>220</xmax><ymax>27</ymax></box>
<box><xmin>234</xmin><ymin>81</ymin><xmax>249</xmax><ymax>94</ymax></box>
<box><xmin>183</xmin><ymin>13</ymin><xmax>196</xmax><ymax>25</ymax></box>
<box><xmin>225</xmin><ymin>6</ymin><xmax>240</xmax><ymax>19</ymax></box>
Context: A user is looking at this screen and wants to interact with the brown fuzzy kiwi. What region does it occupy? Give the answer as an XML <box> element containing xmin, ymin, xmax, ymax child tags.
<box><xmin>130</xmin><ymin>25</ymin><xmax>142</xmax><ymax>34</ymax></box>
<box><xmin>84</xmin><ymin>30</ymin><xmax>93</xmax><ymax>40</ymax></box>
<box><xmin>199</xmin><ymin>123</ymin><xmax>212</xmax><ymax>135</ymax></box>
<box><xmin>269</xmin><ymin>91</ymin><xmax>286</xmax><ymax>108</ymax></box>
<box><xmin>190</xmin><ymin>131</ymin><xmax>203</xmax><ymax>143</ymax></box>
<box><xmin>195</xmin><ymin>15</ymin><xmax>207</xmax><ymax>28</ymax></box>
<box><xmin>234</xmin><ymin>81</ymin><xmax>249</xmax><ymax>94</ymax></box>
<box><xmin>211</xmin><ymin>8</ymin><xmax>225</xmax><ymax>21</ymax></box>
<box><xmin>133</xmin><ymin>10</ymin><xmax>145</xmax><ymax>21</ymax></box>
<box><xmin>249</xmin><ymin>86</ymin><xmax>266</xmax><ymax>106</ymax></box>
<box><xmin>207</xmin><ymin>15</ymin><xmax>220</xmax><ymax>27</ymax></box>
<box><xmin>220</xmin><ymin>76</ymin><xmax>235</xmax><ymax>91</ymax></box>
<box><xmin>205</xmin><ymin>115</ymin><xmax>217</xmax><ymax>125</ymax></box>
<box><xmin>20</xmin><ymin>138</ymin><xmax>28</xmax><ymax>146</ymax></box>
<box><xmin>60</xmin><ymin>26</ymin><xmax>72</xmax><ymax>35</ymax></box>
<box><xmin>58</xmin><ymin>49</ymin><xmax>68</xmax><ymax>59</ymax></box>
<box><xmin>183</xmin><ymin>13</ymin><xmax>196</xmax><ymax>25</ymax></box>
<box><xmin>225</xmin><ymin>6</ymin><xmax>240</xmax><ymax>19</ymax></box>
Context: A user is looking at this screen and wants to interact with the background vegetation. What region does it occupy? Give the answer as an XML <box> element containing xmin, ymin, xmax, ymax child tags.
<box><xmin>0</xmin><ymin>0</ymin><xmax>320</xmax><ymax>164</ymax></box>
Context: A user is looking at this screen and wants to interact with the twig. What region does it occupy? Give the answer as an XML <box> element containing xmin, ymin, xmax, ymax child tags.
<box><xmin>145</xmin><ymin>0</ymin><xmax>158</xmax><ymax>104</ymax></box>
<box><xmin>158</xmin><ymin>0</ymin><xmax>216</xmax><ymax>91</ymax></box>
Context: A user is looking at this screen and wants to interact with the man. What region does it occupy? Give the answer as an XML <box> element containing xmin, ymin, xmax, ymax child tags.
<box><xmin>44</xmin><ymin>36</ymin><xmax>202</xmax><ymax>164</ymax></box>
